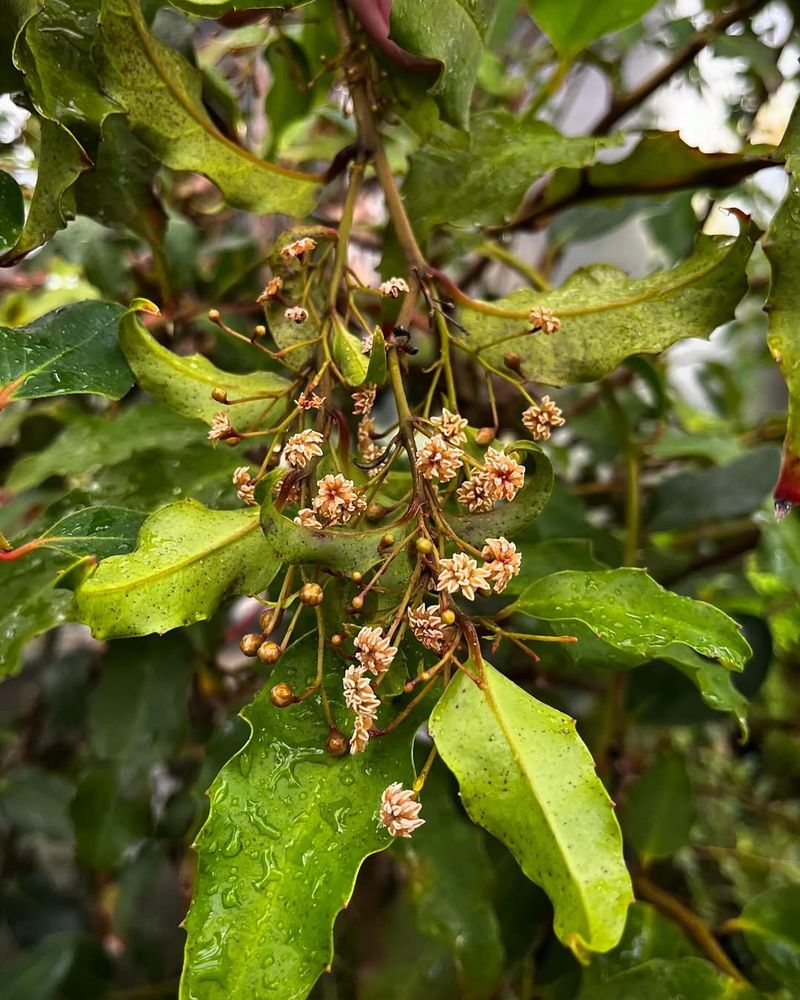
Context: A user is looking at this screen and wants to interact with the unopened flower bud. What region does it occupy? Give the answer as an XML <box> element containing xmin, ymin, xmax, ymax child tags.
<box><xmin>270</xmin><ymin>682</ymin><xmax>294</xmax><ymax>707</ymax></box>
<box><xmin>415</xmin><ymin>537</ymin><xmax>433</xmax><ymax>555</ymax></box>
<box><xmin>259</xmin><ymin>607</ymin><xmax>283</xmax><ymax>633</ymax></box>
<box><xmin>441</xmin><ymin>609</ymin><xmax>456</xmax><ymax>625</ymax></box>
<box><xmin>253</xmin><ymin>324</ymin><xmax>266</xmax><ymax>338</ymax></box>
<box><xmin>330</xmin><ymin>633</ymin><xmax>345</xmax><ymax>647</ymax></box>
<box><xmin>258</xmin><ymin>640</ymin><xmax>282</xmax><ymax>665</ymax></box>
<box><xmin>299</xmin><ymin>582</ymin><xmax>324</xmax><ymax>606</ymax></box>
<box><xmin>475</xmin><ymin>427</ymin><xmax>496</xmax><ymax>445</ymax></box>
<box><xmin>240</xmin><ymin>632</ymin><xmax>263</xmax><ymax>656</ymax></box>
<box><xmin>350</xmin><ymin>595</ymin><xmax>364</xmax><ymax>611</ymax></box>
<box><xmin>325</xmin><ymin>729</ymin><xmax>348</xmax><ymax>756</ymax></box>
<box><xmin>503</xmin><ymin>351</ymin><xmax>522</xmax><ymax>372</ymax></box>
<box><xmin>366</xmin><ymin>503</ymin><xmax>387</xmax><ymax>522</ymax></box>
<box><xmin>207</xmin><ymin>308</ymin><xmax>221</xmax><ymax>322</ymax></box>
<box><xmin>351</xmin><ymin>571</ymin><xmax>363</xmax><ymax>583</ymax></box>
<box><xmin>212</xmin><ymin>387</ymin><xmax>228</xmax><ymax>403</ymax></box>
<box><xmin>380</xmin><ymin>533</ymin><xmax>395</xmax><ymax>550</ymax></box>
<box><xmin>224</xmin><ymin>435</ymin><xmax>242</xmax><ymax>448</ymax></box>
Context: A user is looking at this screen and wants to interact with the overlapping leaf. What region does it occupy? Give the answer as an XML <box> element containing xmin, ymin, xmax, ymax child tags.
<box><xmin>527</xmin><ymin>0</ymin><xmax>660</xmax><ymax>57</ymax></box>
<box><xmin>461</xmin><ymin>220</ymin><xmax>757</xmax><ymax>386</ymax></box>
<box><xmin>730</xmin><ymin>885</ymin><xmax>800</xmax><ymax>987</ymax></box>
<box><xmin>580</xmin><ymin>957</ymin><xmax>761</xmax><ymax>999</ymax></box>
<box><xmin>430</xmin><ymin>661</ymin><xmax>632</xmax><ymax>958</ymax></box>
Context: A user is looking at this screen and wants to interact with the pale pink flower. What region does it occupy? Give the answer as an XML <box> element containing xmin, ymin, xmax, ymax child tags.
<box><xmin>280</xmin><ymin>236</ymin><xmax>316</xmax><ymax>260</ymax></box>
<box><xmin>208</xmin><ymin>411</ymin><xmax>233</xmax><ymax>443</ymax></box>
<box><xmin>379</xmin><ymin>276</ymin><xmax>410</xmax><ymax>298</ymax></box>
<box><xmin>232</xmin><ymin>466</ymin><xmax>257</xmax><ymax>506</ymax></box>
<box><xmin>528</xmin><ymin>305</ymin><xmax>560</xmax><ymax>334</ymax></box>
<box><xmin>407</xmin><ymin>605</ymin><xmax>455</xmax><ymax>653</ymax></box>
<box><xmin>352</xmin><ymin>386</ymin><xmax>376</xmax><ymax>416</ymax></box>
<box><xmin>483</xmin><ymin>447</ymin><xmax>525</xmax><ymax>502</ymax></box>
<box><xmin>283</xmin><ymin>429</ymin><xmax>324</xmax><ymax>469</ymax></box>
<box><xmin>343</xmin><ymin>665</ymin><xmax>381</xmax><ymax>721</ymax></box>
<box><xmin>415</xmin><ymin>434</ymin><xmax>463</xmax><ymax>482</ymax></box>
<box><xmin>358</xmin><ymin>416</ymin><xmax>379</xmax><ymax>463</ymax></box>
<box><xmin>312</xmin><ymin>473</ymin><xmax>365</xmax><ymax>524</ymax></box>
<box><xmin>350</xmin><ymin>715</ymin><xmax>371</xmax><ymax>755</ymax></box>
<box><xmin>431</xmin><ymin>407</ymin><xmax>468</xmax><ymax>445</ymax></box>
<box><xmin>456</xmin><ymin>474</ymin><xmax>495</xmax><ymax>513</ymax></box>
<box><xmin>284</xmin><ymin>305</ymin><xmax>308</xmax><ymax>324</ymax></box>
<box><xmin>380</xmin><ymin>783</ymin><xmax>424</xmax><ymax>838</ymax></box>
<box><xmin>436</xmin><ymin>552</ymin><xmax>492</xmax><ymax>601</ymax></box>
<box><xmin>257</xmin><ymin>276</ymin><xmax>283</xmax><ymax>303</ymax></box>
<box><xmin>522</xmin><ymin>396</ymin><xmax>565</xmax><ymax>441</ymax></box>
<box><xmin>294</xmin><ymin>507</ymin><xmax>322</xmax><ymax>528</ymax></box>
<box><xmin>354</xmin><ymin>625</ymin><xmax>397</xmax><ymax>676</ymax></box>
<box><xmin>481</xmin><ymin>537</ymin><xmax>521</xmax><ymax>593</ymax></box>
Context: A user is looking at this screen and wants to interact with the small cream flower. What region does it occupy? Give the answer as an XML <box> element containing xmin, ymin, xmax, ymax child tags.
<box><xmin>280</xmin><ymin>236</ymin><xmax>316</xmax><ymax>260</ymax></box>
<box><xmin>407</xmin><ymin>605</ymin><xmax>454</xmax><ymax>653</ymax></box>
<box><xmin>430</xmin><ymin>407</ymin><xmax>468</xmax><ymax>445</ymax></box>
<box><xmin>283</xmin><ymin>429</ymin><xmax>324</xmax><ymax>469</ymax></box>
<box><xmin>481</xmin><ymin>537</ymin><xmax>521</xmax><ymax>593</ymax></box>
<box><xmin>528</xmin><ymin>305</ymin><xmax>560</xmax><ymax>334</ymax></box>
<box><xmin>415</xmin><ymin>434</ymin><xmax>463</xmax><ymax>482</ymax></box>
<box><xmin>436</xmin><ymin>553</ymin><xmax>491</xmax><ymax>601</ymax></box>
<box><xmin>456</xmin><ymin>474</ymin><xmax>495</xmax><ymax>513</ymax></box>
<box><xmin>350</xmin><ymin>715</ymin><xmax>371</xmax><ymax>755</ymax></box>
<box><xmin>232</xmin><ymin>466</ymin><xmax>257</xmax><ymax>506</ymax></box>
<box><xmin>354</xmin><ymin>625</ymin><xmax>397</xmax><ymax>676</ymax></box>
<box><xmin>358</xmin><ymin>416</ymin><xmax>379</xmax><ymax>464</ymax></box>
<box><xmin>208</xmin><ymin>411</ymin><xmax>233</xmax><ymax>443</ymax></box>
<box><xmin>380</xmin><ymin>783</ymin><xmax>424</xmax><ymax>838</ymax></box>
<box><xmin>294</xmin><ymin>507</ymin><xmax>322</xmax><ymax>528</ymax></box>
<box><xmin>312</xmin><ymin>473</ymin><xmax>365</xmax><ymax>524</ymax></box>
<box><xmin>257</xmin><ymin>276</ymin><xmax>283</xmax><ymax>303</ymax></box>
<box><xmin>483</xmin><ymin>447</ymin><xmax>525</xmax><ymax>502</ymax></box>
<box><xmin>379</xmin><ymin>276</ymin><xmax>410</xmax><ymax>298</ymax></box>
<box><xmin>522</xmin><ymin>396</ymin><xmax>565</xmax><ymax>441</ymax></box>
<box><xmin>352</xmin><ymin>386</ymin><xmax>376</xmax><ymax>416</ymax></box>
<box><xmin>284</xmin><ymin>305</ymin><xmax>308</xmax><ymax>324</ymax></box>
<box><xmin>296</xmin><ymin>388</ymin><xmax>325</xmax><ymax>410</ymax></box>
<box><xmin>343</xmin><ymin>665</ymin><xmax>381</xmax><ymax>721</ymax></box>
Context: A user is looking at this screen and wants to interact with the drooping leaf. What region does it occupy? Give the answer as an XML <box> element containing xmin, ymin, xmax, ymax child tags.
<box><xmin>180</xmin><ymin>634</ymin><xmax>422</xmax><ymax>1000</ymax></box>
<box><xmin>0</xmin><ymin>171</ymin><xmax>24</xmax><ymax>253</ymax></box>
<box><xmin>461</xmin><ymin>220</ymin><xmax>757</xmax><ymax>386</ymax></box>
<box><xmin>0</xmin><ymin>301</ymin><xmax>132</xmax><ymax>402</ymax></box>
<box><xmin>429</xmin><ymin>661</ymin><xmax>632</xmax><ymax>958</ymax></box>
<box><xmin>71</xmin><ymin>765</ymin><xmax>150</xmax><ymax>870</ymax></box>
<box><xmin>6</xmin><ymin>404</ymin><xmax>207</xmax><ymax>493</ymax></box>
<box><xmin>389</xmin><ymin>0</ymin><xmax>501</xmax><ymax>130</ymax></box>
<box><xmin>118</xmin><ymin>300</ymin><xmax>292</xmax><ymax>429</ymax></box>
<box><xmin>621</xmin><ymin>750</ymin><xmax>694</xmax><ymax>863</ymax></box>
<box><xmin>580</xmin><ymin>957</ymin><xmax>762</xmax><ymax>1000</ymax></box>
<box><xmin>75</xmin><ymin>500</ymin><xmax>280</xmax><ymax>638</ymax></box>
<box><xmin>94</xmin><ymin>0</ymin><xmax>320</xmax><ymax>217</ymax></box>
<box><xmin>404</xmin><ymin>110</ymin><xmax>621</xmax><ymax>243</ymax></box>
<box><xmin>516</xmin><ymin>569</ymin><xmax>752</xmax><ymax>672</ymax></box>
<box><xmin>731</xmin><ymin>885</ymin><xmax>800</xmax><ymax>988</ymax></box>
<box><xmin>365</xmin><ymin>326</ymin><xmax>388</xmax><ymax>385</ymax></box>
<box><xmin>527</xmin><ymin>0</ymin><xmax>660</xmax><ymax>57</ymax></box>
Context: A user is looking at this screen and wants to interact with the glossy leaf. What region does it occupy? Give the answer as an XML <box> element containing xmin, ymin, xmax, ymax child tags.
<box><xmin>516</xmin><ymin>569</ymin><xmax>752</xmax><ymax>671</ymax></box>
<box><xmin>462</xmin><ymin>221</ymin><xmax>757</xmax><ymax>387</ymax></box>
<box><xmin>732</xmin><ymin>885</ymin><xmax>800</xmax><ymax>988</ymax></box>
<box><xmin>181</xmin><ymin>635</ymin><xmax>422</xmax><ymax>1000</ymax></box>
<box><xmin>71</xmin><ymin>766</ymin><xmax>150</xmax><ymax>870</ymax></box>
<box><xmin>118</xmin><ymin>300</ymin><xmax>291</xmax><ymax>429</ymax></box>
<box><xmin>332</xmin><ymin>315</ymin><xmax>370</xmax><ymax>386</ymax></box>
<box><xmin>6</xmin><ymin>933</ymin><xmax>82</xmax><ymax>1000</ymax></box>
<box><xmin>528</xmin><ymin>0</ymin><xmax>660</xmax><ymax>57</ymax></box>
<box><xmin>40</xmin><ymin>506</ymin><xmax>146</xmax><ymax>558</ymax></box>
<box><xmin>389</xmin><ymin>0</ymin><xmax>501</xmax><ymax>129</ymax></box>
<box><xmin>580</xmin><ymin>957</ymin><xmax>762</xmax><ymax>1000</ymax></box>
<box><xmin>94</xmin><ymin>0</ymin><xmax>319</xmax><ymax>217</ymax></box>
<box><xmin>0</xmin><ymin>301</ymin><xmax>132</xmax><ymax>402</ymax></box>
<box><xmin>365</xmin><ymin>326</ymin><xmax>388</xmax><ymax>385</ymax></box>
<box><xmin>404</xmin><ymin>110</ymin><xmax>621</xmax><ymax>242</ymax></box>
<box><xmin>75</xmin><ymin>500</ymin><xmax>280</xmax><ymax>638</ymax></box>
<box><xmin>430</xmin><ymin>661</ymin><xmax>632</xmax><ymax>957</ymax></box>
<box><xmin>0</xmin><ymin>171</ymin><xmax>24</xmax><ymax>253</ymax></box>
<box><xmin>622</xmin><ymin>750</ymin><xmax>694</xmax><ymax>863</ymax></box>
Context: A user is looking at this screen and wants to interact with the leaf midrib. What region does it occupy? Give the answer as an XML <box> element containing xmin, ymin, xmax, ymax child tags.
<box><xmin>0</xmin><ymin>316</ymin><xmax>114</xmax><ymax>392</ymax></box>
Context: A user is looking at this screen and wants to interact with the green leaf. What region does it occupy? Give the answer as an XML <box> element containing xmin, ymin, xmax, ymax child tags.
<box><xmin>94</xmin><ymin>0</ymin><xmax>319</xmax><ymax>217</ymax></box>
<box><xmin>0</xmin><ymin>765</ymin><xmax>74</xmax><ymax>839</ymax></box>
<box><xmin>180</xmin><ymin>634</ymin><xmax>422</xmax><ymax>1000</ymax></box>
<box><xmin>0</xmin><ymin>171</ymin><xmax>24</xmax><ymax>253</ymax></box>
<box><xmin>516</xmin><ymin>569</ymin><xmax>752</xmax><ymax>671</ymax></box>
<box><xmin>5</xmin><ymin>933</ymin><xmax>82</xmax><ymax>1000</ymax></box>
<box><xmin>429</xmin><ymin>661</ymin><xmax>632</xmax><ymax>958</ymax></box>
<box><xmin>167</xmin><ymin>0</ymin><xmax>304</xmax><ymax>14</ymax></box>
<box><xmin>118</xmin><ymin>300</ymin><xmax>291</xmax><ymax>429</ymax></box>
<box><xmin>389</xmin><ymin>0</ymin><xmax>501</xmax><ymax>130</ymax></box>
<box><xmin>731</xmin><ymin>885</ymin><xmax>800</xmax><ymax>988</ymax></box>
<box><xmin>404</xmin><ymin>110</ymin><xmax>621</xmax><ymax>242</ymax></box>
<box><xmin>365</xmin><ymin>326</ymin><xmax>388</xmax><ymax>386</ymax></box>
<box><xmin>451</xmin><ymin>442</ymin><xmax>553</xmax><ymax>546</ymax></box>
<box><xmin>40</xmin><ymin>506</ymin><xmax>147</xmax><ymax>558</ymax></box>
<box><xmin>89</xmin><ymin>635</ymin><xmax>193</xmax><ymax>769</ymax></box>
<box><xmin>580</xmin><ymin>957</ymin><xmax>762</xmax><ymax>1000</ymax></box>
<box><xmin>0</xmin><ymin>301</ymin><xmax>132</xmax><ymax>402</ymax></box>
<box><xmin>75</xmin><ymin>500</ymin><xmax>280</xmax><ymax>638</ymax></box>
<box><xmin>71</xmin><ymin>766</ymin><xmax>149</xmax><ymax>870</ymax></box>
<box><xmin>622</xmin><ymin>750</ymin><xmax>694</xmax><ymax>863</ymax></box>
<box><xmin>6</xmin><ymin>404</ymin><xmax>207</xmax><ymax>493</ymax></box>
<box><xmin>462</xmin><ymin>221</ymin><xmax>757</xmax><ymax>387</ymax></box>
<box><xmin>332</xmin><ymin>315</ymin><xmax>370</xmax><ymax>386</ymax></box>
<box><xmin>528</xmin><ymin>0</ymin><xmax>660</xmax><ymax>57</ymax></box>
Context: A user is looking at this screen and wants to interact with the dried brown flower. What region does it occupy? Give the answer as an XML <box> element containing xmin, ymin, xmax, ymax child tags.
<box><xmin>296</xmin><ymin>388</ymin><xmax>325</xmax><ymax>410</ymax></box>
<box><xmin>352</xmin><ymin>386</ymin><xmax>377</xmax><ymax>416</ymax></box>
<box><xmin>284</xmin><ymin>305</ymin><xmax>308</xmax><ymax>324</ymax></box>
<box><xmin>528</xmin><ymin>305</ymin><xmax>561</xmax><ymax>334</ymax></box>
<box><xmin>257</xmin><ymin>276</ymin><xmax>283</xmax><ymax>303</ymax></box>
<box><xmin>280</xmin><ymin>236</ymin><xmax>316</xmax><ymax>260</ymax></box>
<box><xmin>379</xmin><ymin>276</ymin><xmax>410</xmax><ymax>298</ymax></box>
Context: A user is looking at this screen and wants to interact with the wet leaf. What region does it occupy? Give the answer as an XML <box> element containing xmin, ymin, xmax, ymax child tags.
<box><xmin>118</xmin><ymin>300</ymin><xmax>291</xmax><ymax>429</ymax></box>
<box><xmin>76</xmin><ymin>500</ymin><xmax>280</xmax><ymax>638</ymax></box>
<box><xmin>180</xmin><ymin>635</ymin><xmax>422</xmax><ymax>1000</ymax></box>
<box><xmin>430</xmin><ymin>661</ymin><xmax>632</xmax><ymax>958</ymax></box>
<box><xmin>0</xmin><ymin>301</ymin><xmax>132</xmax><ymax>402</ymax></box>
<box><xmin>462</xmin><ymin>221</ymin><xmax>757</xmax><ymax>386</ymax></box>
<box><xmin>516</xmin><ymin>569</ymin><xmax>752</xmax><ymax>671</ymax></box>
<box><xmin>39</xmin><ymin>506</ymin><xmax>146</xmax><ymax>559</ymax></box>
<box><xmin>580</xmin><ymin>957</ymin><xmax>762</xmax><ymax>999</ymax></box>
<box><xmin>621</xmin><ymin>750</ymin><xmax>694</xmax><ymax>863</ymax></box>
<box><xmin>528</xmin><ymin>0</ymin><xmax>659</xmax><ymax>57</ymax></box>
<box><xmin>0</xmin><ymin>171</ymin><xmax>24</xmax><ymax>253</ymax></box>
<box><xmin>731</xmin><ymin>885</ymin><xmax>800</xmax><ymax>988</ymax></box>
<box><xmin>94</xmin><ymin>0</ymin><xmax>319</xmax><ymax>217</ymax></box>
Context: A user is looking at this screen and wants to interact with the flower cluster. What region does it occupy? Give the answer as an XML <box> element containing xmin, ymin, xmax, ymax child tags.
<box><xmin>523</xmin><ymin>396</ymin><xmax>565</xmax><ymax>440</ymax></box>
<box><xmin>528</xmin><ymin>305</ymin><xmax>561</xmax><ymax>334</ymax></box>
<box><xmin>415</xmin><ymin>434</ymin><xmax>463</xmax><ymax>482</ymax></box>
<box><xmin>232</xmin><ymin>466</ymin><xmax>257</xmax><ymax>506</ymax></box>
<box><xmin>380</xmin><ymin>783</ymin><xmax>425</xmax><ymax>838</ymax></box>
<box><xmin>208</xmin><ymin>411</ymin><xmax>234</xmax><ymax>443</ymax></box>
<box><xmin>457</xmin><ymin>447</ymin><xmax>525</xmax><ymax>511</ymax></box>
<box><xmin>343</xmin><ymin>664</ymin><xmax>381</xmax><ymax>755</ymax></box>
<box><xmin>437</xmin><ymin>537</ymin><xmax>520</xmax><ymax>600</ymax></box>
<box><xmin>430</xmin><ymin>407</ymin><xmax>468</xmax><ymax>444</ymax></box>
<box><xmin>379</xmin><ymin>276</ymin><xmax>410</xmax><ymax>298</ymax></box>
<box><xmin>283</xmin><ymin>429</ymin><xmax>324</xmax><ymax>469</ymax></box>
<box><xmin>297</xmin><ymin>473</ymin><xmax>366</xmax><ymax>526</ymax></box>
<box><xmin>280</xmin><ymin>236</ymin><xmax>316</xmax><ymax>260</ymax></box>
<box><xmin>354</xmin><ymin>626</ymin><xmax>397</xmax><ymax>675</ymax></box>
<box><xmin>407</xmin><ymin>604</ymin><xmax>456</xmax><ymax>653</ymax></box>
<box><xmin>284</xmin><ymin>305</ymin><xmax>308</xmax><ymax>324</ymax></box>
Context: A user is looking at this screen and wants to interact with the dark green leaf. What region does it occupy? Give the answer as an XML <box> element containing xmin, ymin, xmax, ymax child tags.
<box><xmin>181</xmin><ymin>634</ymin><xmax>423</xmax><ymax>999</ymax></box>
<box><xmin>732</xmin><ymin>885</ymin><xmax>800</xmax><ymax>988</ymax></box>
<box><xmin>71</xmin><ymin>766</ymin><xmax>150</xmax><ymax>869</ymax></box>
<box><xmin>580</xmin><ymin>957</ymin><xmax>762</xmax><ymax>999</ymax></box>
<box><xmin>528</xmin><ymin>0</ymin><xmax>659</xmax><ymax>57</ymax></box>
<box><xmin>0</xmin><ymin>171</ymin><xmax>24</xmax><ymax>253</ymax></box>
<box><xmin>622</xmin><ymin>751</ymin><xmax>694</xmax><ymax>863</ymax></box>
<box><xmin>6</xmin><ymin>933</ymin><xmax>81</xmax><ymax>1000</ymax></box>
<box><xmin>0</xmin><ymin>765</ymin><xmax>74</xmax><ymax>838</ymax></box>
<box><xmin>39</xmin><ymin>506</ymin><xmax>146</xmax><ymax>559</ymax></box>
<box><xmin>430</xmin><ymin>661</ymin><xmax>632</xmax><ymax>957</ymax></box>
